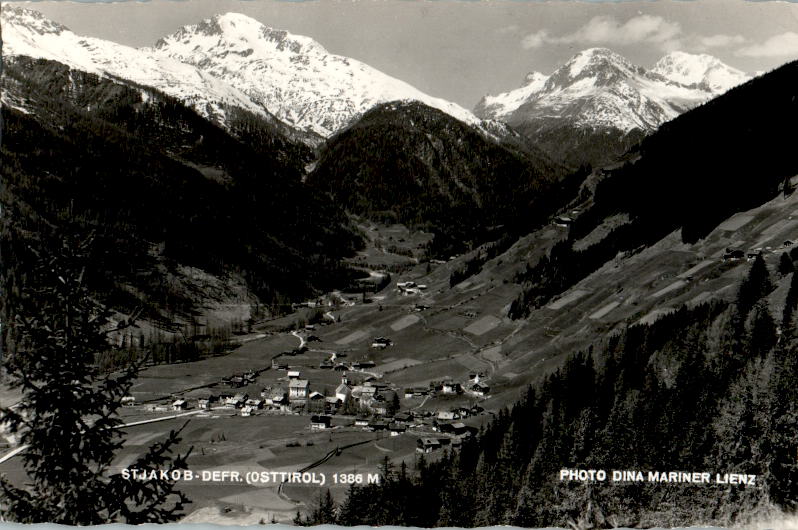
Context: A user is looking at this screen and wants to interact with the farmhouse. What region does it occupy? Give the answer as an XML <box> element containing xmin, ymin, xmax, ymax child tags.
<box><xmin>310</xmin><ymin>415</ymin><xmax>332</xmax><ymax>430</ymax></box>
<box><xmin>289</xmin><ymin>379</ymin><xmax>309</xmax><ymax>400</ymax></box>
<box><xmin>471</xmin><ymin>382</ymin><xmax>490</xmax><ymax>397</ymax></box>
<box><xmin>245</xmin><ymin>398</ymin><xmax>264</xmax><ymax>409</ymax></box>
<box><xmin>240</xmin><ymin>405</ymin><xmax>255</xmax><ymax>417</ymax></box>
<box><xmin>553</xmin><ymin>216</ymin><xmax>573</xmax><ymax>227</ymax></box>
<box><xmin>325</xmin><ymin>397</ymin><xmax>342</xmax><ymax>412</ymax></box>
<box><xmin>723</xmin><ymin>248</ymin><xmax>745</xmax><ymax>261</ymax></box>
<box><xmin>442</xmin><ymin>381</ymin><xmax>462</xmax><ymax>395</ymax></box>
<box><xmin>172</xmin><ymin>399</ymin><xmax>188</xmax><ymax>411</ymax></box>
<box><xmin>353</xmin><ymin>361</ymin><xmax>376</xmax><ymax>370</ymax></box>
<box><xmin>388</xmin><ymin>423</ymin><xmax>407</xmax><ymax>437</ymax></box>
<box><xmin>225</xmin><ymin>393</ymin><xmax>248</xmax><ymax>408</ymax></box>
<box><xmin>287</xmin><ymin>370</ymin><xmax>301</xmax><ymax>379</ymax></box>
<box><xmin>451</xmin><ymin>422</ymin><xmax>471</xmax><ymax>438</ymax></box>
<box><xmin>394</xmin><ymin>412</ymin><xmax>413</xmax><ymax>424</ymax></box>
<box><xmin>121</xmin><ymin>396</ymin><xmax>136</xmax><ymax>407</ymax></box>
<box><xmin>437</xmin><ymin>411</ymin><xmax>458</xmax><ymax>421</ymax></box>
<box><xmin>371</xmin><ymin>337</ymin><xmax>392</xmax><ymax>349</ymax></box>
<box><xmin>417</xmin><ymin>438</ymin><xmax>441</xmax><ymax>454</ymax></box>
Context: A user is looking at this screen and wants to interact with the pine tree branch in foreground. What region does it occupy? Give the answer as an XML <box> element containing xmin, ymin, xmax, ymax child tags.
<box><xmin>0</xmin><ymin>224</ymin><xmax>191</xmax><ymax>524</ymax></box>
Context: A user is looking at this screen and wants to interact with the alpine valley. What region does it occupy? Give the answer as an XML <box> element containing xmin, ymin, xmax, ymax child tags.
<box><xmin>1</xmin><ymin>5</ymin><xmax>797</xmax><ymax>530</ymax></box>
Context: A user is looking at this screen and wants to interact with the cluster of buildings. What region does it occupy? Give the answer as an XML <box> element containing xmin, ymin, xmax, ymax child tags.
<box><xmin>423</xmin><ymin>374</ymin><xmax>490</xmax><ymax>398</ymax></box>
<box><xmin>220</xmin><ymin>370</ymin><xmax>257</xmax><ymax>388</ymax></box>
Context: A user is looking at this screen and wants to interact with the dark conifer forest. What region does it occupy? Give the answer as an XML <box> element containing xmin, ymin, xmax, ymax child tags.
<box><xmin>1</xmin><ymin>57</ymin><xmax>363</xmax><ymax>319</ymax></box>
<box><xmin>304</xmin><ymin>257</ymin><xmax>798</xmax><ymax>527</ymax></box>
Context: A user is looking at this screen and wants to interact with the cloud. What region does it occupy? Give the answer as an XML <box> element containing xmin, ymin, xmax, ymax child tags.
<box><xmin>699</xmin><ymin>34</ymin><xmax>747</xmax><ymax>48</ymax></box>
<box><xmin>521</xmin><ymin>15</ymin><xmax>682</xmax><ymax>51</ymax></box>
<box><xmin>736</xmin><ymin>32</ymin><xmax>798</xmax><ymax>57</ymax></box>
<box><xmin>521</xmin><ymin>30</ymin><xmax>549</xmax><ymax>49</ymax></box>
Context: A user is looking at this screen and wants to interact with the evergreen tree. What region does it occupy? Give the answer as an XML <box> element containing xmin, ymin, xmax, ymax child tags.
<box><xmin>0</xmin><ymin>230</ymin><xmax>190</xmax><ymax>524</ymax></box>
<box><xmin>779</xmin><ymin>252</ymin><xmax>795</xmax><ymax>276</ymax></box>
<box><xmin>737</xmin><ymin>254</ymin><xmax>773</xmax><ymax>319</ymax></box>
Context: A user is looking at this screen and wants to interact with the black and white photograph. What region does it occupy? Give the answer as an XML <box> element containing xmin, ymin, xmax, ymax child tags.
<box><xmin>1</xmin><ymin>0</ymin><xmax>797</xmax><ymax>527</ymax></box>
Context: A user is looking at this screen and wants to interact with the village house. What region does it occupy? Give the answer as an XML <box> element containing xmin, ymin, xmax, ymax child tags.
<box><xmin>225</xmin><ymin>393</ymin><xmax>248</xmax><ymax>408</ymax></box>
<box><xmin>354</xmin><ymin>417</ymin><xmax>371</xmax><ymax>428</ymax></box>
<box><xmin>352</xmin><ymin>360</ymin><xmax>377</xmax><ymax>370</ymax></box>
<box><xmin>240</xmin><ymin>405</ymin><xmax>255</xmax><ymax>417</ymax></box>
<box><xmin>471</xmin><ymin>382</ymin><xmax>490</xmax><ymax>397</ymax></box>
<box><xmin>121</xmin><ymin>396</ymin><xmax>136</xmax><ymax>407</ymax></box>
<box><xmin>371</xmin><ymin>337</ymin><xmax>392</xmax><ymax>349</ymax></box>
<box><xmin>417</xmin><ymin>438</ymin><xmax>441</xmax><ymax>454</ymax></box>
<box><xmin>311</xmin><ymin>415</ymin><xmax>332</xmax><ymax>430</ymax></box>
<box><xmin>197</xmin><ymin>395</ymin><xmax>218</xmax><ymax>410</ymax></box>
<box><xmin>442</xmin><ymin>381</ymin><xmax>462</xmax><ymax>395</ymax></box>
<box><xmin>444</xmin><ymin>422</ymin><xmax>471</xmax><ymax>438</ymax></box>
<box><xmin>437</xmin><ymin>411</ymin><xmax>459</xmax><ymax>421</ymax></box>
<box><xmin>245</xmin><ymin>398</ymin><xmax>264</xmax><ymax>409</ymax></box>
<box><xmin>289</xmin><ymin>379</ymin><xmax>309</xmax><ymax>400</ymax></box>
<box><xmin>394</xmin><ymin>412</ymin><xmax>413</xmax><ymax>424</ymax></box>
<box><xmin>388</xmin><ymin>423</ymin><xmax>407</xmax><ymax>437</ymax></box>
<box><xmin>553</xmin><ymin>215</ymin><xmax>573</xmax><ymax>227</ymax></box>
<box><xmin>352</xmin><ymin>385</ymin><xmax>378</xmax><ymax>400</ymax></box>
<box><xmin>287</xmin><ymin>370</ymin><xmax>301</xmax><ymax>379</ymax></box>
<box><xmin>369</xmin><ymin>421</ymin><xmax>388</xmax><ymax>432</ymax></box>
<box><xmin>325</xmin><ymin>396</ymin><xmax>342</xmax><ymax>412</ymax></box>
<box><xmin>171</xmin><ymin>399</ymin><xmax>188</xmax><ymax>411</ymax></box>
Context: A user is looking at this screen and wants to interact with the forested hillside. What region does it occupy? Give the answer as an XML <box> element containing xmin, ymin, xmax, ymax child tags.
<box><xmin>1</xmin><ymin>57</ymin><xmax>363</xmax><ymax>320</ymax></box>
<box><xmin>307</xmin><ymin>101</ymin><xmax>574</xmax><ymax>257</ymax></box>
<box><xmin>301</xmin><ymin>256</ymin><xmax>798</xmax><ymax>528</ymax></box>
<box><xmin>509</xmin><ymin>59</ymin><xmax>798</xmax><ymax>319</ymax></box>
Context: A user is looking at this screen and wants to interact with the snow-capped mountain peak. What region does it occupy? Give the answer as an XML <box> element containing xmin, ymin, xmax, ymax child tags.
<box><xmin>1</xmin><ymin>6</ymin><xmax>68</xmax><ymax>37</ymax></box>
<box><xmin>154</xmin><ymin>12</ymin><xmax>328</xmax><ymax>58</ymax></box>
<box><xmin>548</xmin><ymin>47</ymin><xmax>647</xmax><ymax>89</ymax></box>
<box><xmin>476</xmin><ymin>47</ymin><xmax>749</xmax><ymax>133</ymax></box>
<box><xmin>652</xmin><ymin>51</ymin><xmax>750</xmax><ymax>93</ymax></box>
<box><xmin>1</xmin><ymin>6</ymin><xmax>282</xmax><ymax>128</ymax></box>
<box><xmin>150</xmin><ymin>12</ymin><xmax>483</xmax><ymax>137</ymax></box>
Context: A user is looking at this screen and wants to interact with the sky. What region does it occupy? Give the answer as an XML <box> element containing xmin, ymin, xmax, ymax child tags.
<box><xmin>6</xmin><ymin>0</ymin><xmax>798</xmax><ymax>108</ymax></box>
